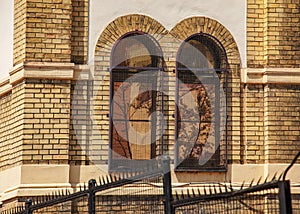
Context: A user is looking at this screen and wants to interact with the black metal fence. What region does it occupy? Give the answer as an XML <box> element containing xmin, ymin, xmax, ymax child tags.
<box><xmin>1</xmin><ymin>153</ymin><xmax>299</xmax><ymax>214</ymax></box>
<box><xmin>0</xmin><ymin>156</ymin><xmax>170</xmax><ymax>214</ymax></box>
<box><xmin>171</xmin><ymin>179</ymin><xmax>292</xmax><ymax>214</ymax></box>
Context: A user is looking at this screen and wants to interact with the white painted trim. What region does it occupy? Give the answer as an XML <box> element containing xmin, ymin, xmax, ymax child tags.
<box><xmin>0</xmin><ymin>164</ymin><xmax>299</xmax><ymax>202</ymax></box>
<box><xmin>241</xmin><ymin>68</ymin><xmax>300</xmax><ymax>84</ymax></box>
<box><xmin>9</xmin><ymin>62</ymin><xmax>75</xmax><ymax>85</ymax></box>
<box><xmin>0</xmin><ymin>63</ymin><xmax>94</xmax><ymax>98</ymax></box>
<box><xmin>0</xmin><ymin>164</ymin><xmax>107</xmax><ymax>202</ymax></box>
<box><xmin>0</xmin><ymin>77</ymin><xmax>12</xmax><ymax>96</ymax></box>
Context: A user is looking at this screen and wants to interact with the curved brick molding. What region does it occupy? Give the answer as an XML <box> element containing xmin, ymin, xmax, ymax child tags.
<box><xmin>170</xmin><ymin>16</ymin><xmax>241</xmax><ymax>67</ymax></box>
<box><xmin>91</xmin><ymin>14</ymin><xmax>243</xmax><ymax>167</ymax></box>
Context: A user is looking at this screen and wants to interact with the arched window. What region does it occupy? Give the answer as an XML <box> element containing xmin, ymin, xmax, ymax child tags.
<box><xmin>109</xmin><ymin>32</ymin><xmax>164</xmax><ymax>171</ymax></box>
<box><xmin>175</xmin><ymin>33</ymin><xmax>228</xmax><ymax>170</ymax></box>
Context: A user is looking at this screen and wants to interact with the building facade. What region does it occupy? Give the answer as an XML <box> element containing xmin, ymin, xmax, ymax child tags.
<box><xmin>0</xmin><ymin>0</ymin><xmax>299</xmax><ymax>207</ymax></box>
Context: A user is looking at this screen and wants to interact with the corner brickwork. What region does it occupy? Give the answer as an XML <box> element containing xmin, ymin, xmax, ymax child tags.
<box><xmin>13</xmin><ymin>0</ymin><xmax>26</xmax><ymax>65</ymax></box>
<box><xmin>245</xmin><ymin>0</ymin><xmax>300</xmax><ymax>165</ymax></box>
<box><xmin>71</xmin><ymin>0</ymin><xmax>89</xmax><ymax>64</ymax></box>
<box><xmin>13</xmin><ymin>0</ymin><xmax>73</xmax><ymax>65</ymax></box>
<box><xmin>0</xmin><ymin>82</ymin><xmax>25</xmax><ymax>171</ymax></box>
<box><xmin>242</xmin><ymin>85</ymin><xmax>265</xmax><ymax>164</ymax></box>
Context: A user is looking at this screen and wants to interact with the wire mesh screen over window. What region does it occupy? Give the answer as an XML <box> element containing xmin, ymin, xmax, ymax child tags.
<box><xmin>110</xmin><ymin>33</ymin><xmax>164</xmax><ymax>171</ymax></box>
<box><xmin>175</xmin><ymin>33</ymin><xmax>227</xmax><ymax>170</ymax></box>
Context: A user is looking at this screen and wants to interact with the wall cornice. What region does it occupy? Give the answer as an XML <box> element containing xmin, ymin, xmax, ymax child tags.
<box><xmin>241</xmin><ymin>68</ymin><xmax>300</xmax><ymax>84</ymax></box>
<box><xmin>0</xmin><ymin>62</ymin><xmax>78</xmax><ymax>97</ymax></box>
<box><xmin>0</xmin><ymin>78</ymin><xmax>12</xmax><ymax>97</ymax></box>
<box><xmin>9</xmin><ymin>62</ymin><xmax>75</xmax><ymax>85</ymax></box>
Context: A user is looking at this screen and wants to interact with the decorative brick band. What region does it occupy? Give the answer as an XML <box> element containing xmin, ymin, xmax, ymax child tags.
<box><xmin>170</xmin><ymin>16</ymin><xmax>241</xmax><ymax>67</ymax></box>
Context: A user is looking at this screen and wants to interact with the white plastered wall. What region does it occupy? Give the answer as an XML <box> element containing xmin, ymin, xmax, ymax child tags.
<box><xmin>89</xmin><ymin>0</ymin><xmax>247</xmax><ymax>67</ymax></box>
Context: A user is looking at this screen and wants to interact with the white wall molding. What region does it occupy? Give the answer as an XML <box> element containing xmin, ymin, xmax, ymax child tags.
<box><xmin>0</xmin><ymin>63</ymin><xmax>95</xmax><ymax>98</ymax></box>
<box><xmin>9</xmin><ymin>62</ymin><xmax>75</xmax><ymax>85</ymax></box>
<box><xmin>0</xmin><ymin>164</ymin><xmax>299</xmax><ymax>202</ymax></box>
<box><xmin>241</xmin><ymin>68</ymin><xmax>300</xmax><ymax>84</ymax></box>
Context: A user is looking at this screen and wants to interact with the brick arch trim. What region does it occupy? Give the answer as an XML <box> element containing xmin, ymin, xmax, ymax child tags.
<box><xmin>94</xmin><ymin>14</ymin><xmax>168</xmax><ymax>56</ymax></box>
<box><xmin>170</xmin><ymin>16</ymin><xmax>241</xmax><ymax>67</ymax></box>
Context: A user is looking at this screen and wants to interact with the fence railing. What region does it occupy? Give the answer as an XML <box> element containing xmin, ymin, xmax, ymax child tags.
<box><xmin>1</xmin><ymin>152</ymin><xmax>299</xmax><ymax>214</ymax></box>
<box><xmin>171</xmin><ymin>179</ymin><xmax>292</xmax><ymax>214</ymax></box>
<box><xmin>1</xmin><ymin>156</ymin><xmax>170</xmax><ymax>214</ymax></box>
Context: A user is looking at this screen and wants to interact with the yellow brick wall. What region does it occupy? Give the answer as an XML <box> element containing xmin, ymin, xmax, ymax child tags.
<box><xmin>26</xmin><ymin>0</ymin><xmax>72</xmax><ymax>62</ymax></box>
<box><xmin>242</xmin><ymin>85</ymin><xmax>265</xmax><ymax>164</ymax></box>
<box><xmin>70</xmin><ymin>78</ymin><xmax>92</xmax><ymax>165</ymax></box>
<box><xmin>246</xmin><ymin>0</ymin><xmax>300</xmax><ymax>164</ymax></box>
<box><xmin>13</xmin><ymin>0</ymin><xmax>73</xmax><ymax>64</ymax></box>
<box><xmin>247</xmin><ymin>0</ymin><xmax>300</xmax><ymax>68</ymax></box>
<box><xmin>264</xmin><ymin>0</ymin><xmax>299</xmax><ymax>67</ymax></box>
<box><xmin>22</xmin><ymin>79</ymin><xmax>71</xmax><ymax>164</ymax></box>
<box><xmin>13</xmin><ymin>0</ymin><xmax>26</xmax><ymax>65</ymax></box>
<box><xmin>264</xmin><ymin>84</ymin><xmax>300</xmax><ymax>163</ymax></box>
<box><xmin>0</xmin><ymin>82</ymin><xmax>25</xmax><ymax>171</ymax></box>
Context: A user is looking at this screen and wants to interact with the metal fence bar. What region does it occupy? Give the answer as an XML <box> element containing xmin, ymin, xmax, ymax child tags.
<box><xmin>25</xmin><ymin>199</ymin><xmax>32</xmax><ymax>214</ymax></box>
<box><xmin>88</xmin><ymin>179</ymin><xmax>96</xmax><ymax>214</ymax></box>
<box><xmin>160</xmin><ymin>156</ymin><xmax>173</xmax><ymax>214</ymax></box>
<box><xmin>279</xmin><ymin>180</ymin><xmax>293</xmax><ymax>214</ymax></box>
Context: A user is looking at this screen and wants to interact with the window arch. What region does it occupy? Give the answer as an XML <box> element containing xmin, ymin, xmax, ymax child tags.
<box><xmin>175</xmin><ymin>33</ymin><xmax>228</xmax><ymax>170</ymax></box>
<box><xmin>109</xmin><ymin>32</ymin><xmax>164</xmax><ymax>171</ymax></box>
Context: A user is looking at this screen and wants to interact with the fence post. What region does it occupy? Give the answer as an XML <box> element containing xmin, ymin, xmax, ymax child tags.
<box><xmin>160</xmin><ymin>155</ymin><xmax>173</xmax><ymax>214</ymax></box>
<box><xmin>88</xmin><ymin>179</ymin><xmax>96</xmax><ymax>214</ymax></box>
<box><xmin>25</xmin><ymin>199</ymin><xmax>32</xmax><ymax>214</ymax></box>
<box><xmin>278</xmin><ymin>180</ymin><xmax>292</xmax><ymax>214</ymax></box>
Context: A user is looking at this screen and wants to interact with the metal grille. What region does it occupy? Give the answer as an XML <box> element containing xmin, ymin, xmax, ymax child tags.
<box><xmin>31</xmin><ymin>196</ymin><xmax>88</xmax><ymax>213</ymax></box>
<box><xmin>95</xmin><ymin>176</ymin><xmax>165</xmax><ymax>213</ymax></box>
<box><xmin>174</xmin><ymin>189</ymin><xmax>279</xmax><ymax>213</ymax></box>
<box><xmin>110</xmin><ymin>32</ymin><xmax>165</xmax><ymax>172</ymax></box>
<box><xmin>175</xmin><ymin>33</ymin><xmax>228</xmax><ymax>171</ymax></box>
<box><xmin>171</xmin><ymin>179</ymin><xmax>292</xmax><ymax>214</ymax></box>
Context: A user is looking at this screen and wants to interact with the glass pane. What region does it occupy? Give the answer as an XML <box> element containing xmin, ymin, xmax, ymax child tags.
<box><xmin>112</xmin><ymin>34</ymin><xmax>162</xmax><ymax>68</ymax></box>
<box><xmin>111</xmin><ymin>121</ymin><xmax>131</xmax><ymax>159</ymax></box>
<box><xmin>177</xmin><ymin>82</ymin><xmax>212</xmax><ymax>123</ymax></box>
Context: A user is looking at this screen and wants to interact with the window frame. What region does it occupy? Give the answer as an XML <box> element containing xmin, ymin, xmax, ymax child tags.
<box><xmin>108</xmin><ymin>32</ymin><xmax>164</xmax><ymax>172</ymax></box>
<box><xmin>174</xmin><ymin>32</ymin><xmax>229</xmax><ymax>172</ymax></box>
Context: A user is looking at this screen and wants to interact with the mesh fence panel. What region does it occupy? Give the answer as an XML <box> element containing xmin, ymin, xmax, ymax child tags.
<box><xmin>32</xmin><ymin>195</ymin><xmax>88</xmax><ymax>214</ymax></box>
<box><xmin>95</xmin><ymin>176</ymin><xmax>165</xmax><ymax>213</ymax></box>
<box><xmin>174</xmin><ymin>186</ymin><xmax>280</xmax><ymax>214</ymax></box>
